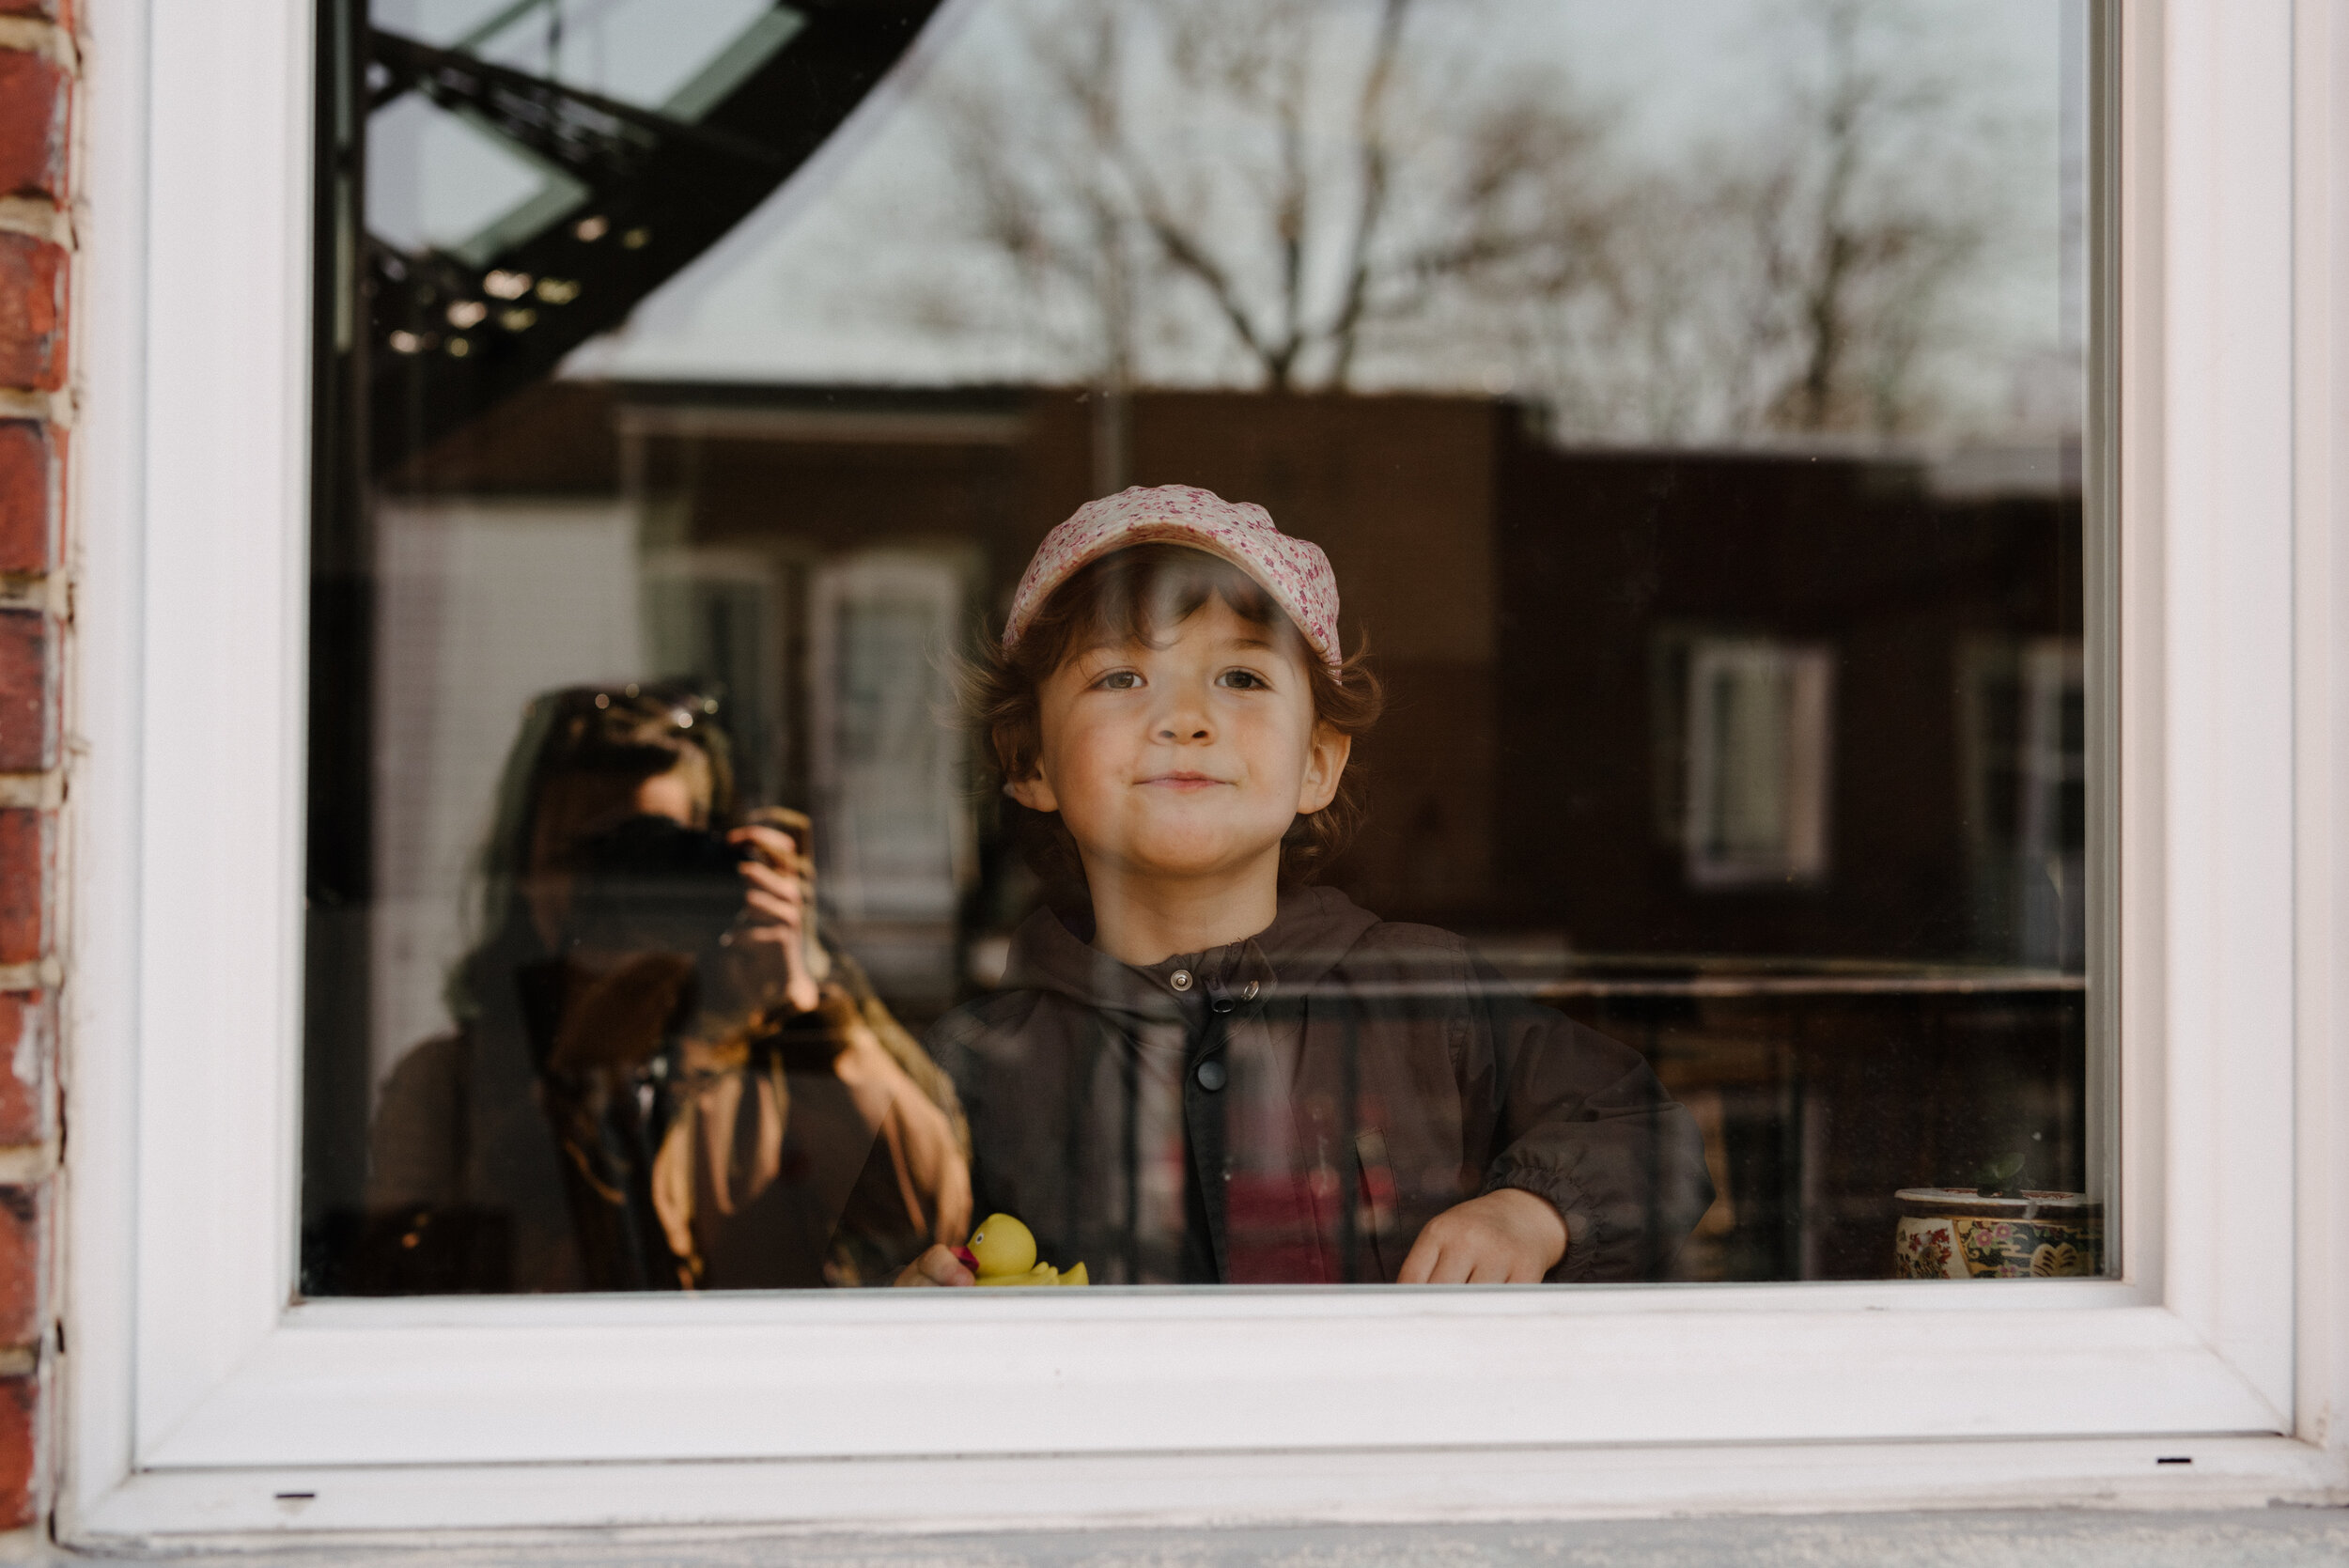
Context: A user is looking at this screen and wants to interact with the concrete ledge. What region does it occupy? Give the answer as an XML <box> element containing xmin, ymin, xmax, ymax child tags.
<box><xmin>34</xmin><ymin>1509</ymin><xmax>2349</xmax><ymax>1567</ymax></box>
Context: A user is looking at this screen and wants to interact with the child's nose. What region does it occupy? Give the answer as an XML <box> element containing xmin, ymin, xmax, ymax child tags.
<box><xmin>1154</xmin><ymin>691</ymin><xmax>1213</xmax><ymax>741</ymax></box>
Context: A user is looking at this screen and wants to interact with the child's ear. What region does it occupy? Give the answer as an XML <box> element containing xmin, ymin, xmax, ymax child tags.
<box><xmin>1295</xmin><ymin>723</ymin><xmax>1351</xmax><ymax>815</ymax></box>
<box><xmin>1004</xmin><ymin>769</ymin><xmax>1060</xmax><ymax>814</ymax></box>
<box><xmin>994</xmin><ymin>723</ymin><xmax>1058</xmax><ymax>813</ymax></box>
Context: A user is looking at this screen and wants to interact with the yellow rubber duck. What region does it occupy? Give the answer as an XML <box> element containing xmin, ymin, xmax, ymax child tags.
<box><xmin>957</xmin><ymin>1213</ymin><xmax>1089</xmax><ymax>1287</ymax></box>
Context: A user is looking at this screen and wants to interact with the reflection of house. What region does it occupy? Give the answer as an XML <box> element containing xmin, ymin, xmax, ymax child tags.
<box><xmin>381</xmin><ymin>381</ymin><xmax>2085</xmax><ymax>1279</ymax></box>
<box><xmin>390</xmin><ymin>380</ymin><xmax>2082</xmax><ymax>967</ymax></box>
<box><xmin>1494</xmin><ymin>439</ymin><xmax>2084</xmax><ymax>964</ymax></box>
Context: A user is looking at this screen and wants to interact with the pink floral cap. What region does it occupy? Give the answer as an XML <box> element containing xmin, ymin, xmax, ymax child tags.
<box><xmin>1003</xmin><ymin>485</ymin><xmax>1342</xmax><ymax>670</ymax></box>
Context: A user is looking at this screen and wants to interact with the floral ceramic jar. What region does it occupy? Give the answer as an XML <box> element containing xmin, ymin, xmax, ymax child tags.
<box><xmin>1893</xmin><ymin>1188</ymin><xmax>2104</xmax><ymax>1280</ymax></box>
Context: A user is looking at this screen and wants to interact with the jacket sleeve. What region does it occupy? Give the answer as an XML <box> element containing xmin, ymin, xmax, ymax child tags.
<box><xmin>923</xmin><ymin>1000</ymin><xmax>1025</xmax><ymax>1240</ymax></box>
<box><xmin>1470</xmin><ymin>960</ymin><xmax>1715</xmax><ymax>1283</ymax></box>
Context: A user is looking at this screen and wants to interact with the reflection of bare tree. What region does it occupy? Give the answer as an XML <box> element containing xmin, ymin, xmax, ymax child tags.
<box><xmin>1471</xmin><ymin>0</ymin><xmax>1991</xmax><ymax>444</ymax></box>
<box><xmin>924</xmin><ymin>0</ymin><xmax>1618</xmax><ymax>394</ymax></box>
<box><xmin>1717</xmin><ymin>0</ymin><xmax>1987</xmax><ymax>437</ymax></box>
<box><xmin>917</xmin><ymin>0</ymin><xmax>2004</xmax><ymax>444</ymax></box>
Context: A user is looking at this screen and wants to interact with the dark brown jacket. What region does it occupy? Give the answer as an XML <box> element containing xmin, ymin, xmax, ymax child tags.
<box><xmin>929</xmin><ymin>886</ymin><xmax>1714</xmax><ymax>1284</ymax></box>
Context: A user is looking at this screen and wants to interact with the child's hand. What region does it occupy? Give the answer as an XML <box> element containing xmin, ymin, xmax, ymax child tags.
<box><xmin>1397</xmin><ymin>1188</ymin><xmax>1568</xmax><ymax>1284</ymax></box>
<box><xmin>894</xmin><ymin>1244</ymin><xmax>976</xmax><ymax>1287</ymax></box>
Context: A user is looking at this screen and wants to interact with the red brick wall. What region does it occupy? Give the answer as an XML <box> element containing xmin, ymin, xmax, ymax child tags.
<box><xmin>0</xmin><ymin>0</ymin><xmax>69</xmax><ymax>1541</ymax></box>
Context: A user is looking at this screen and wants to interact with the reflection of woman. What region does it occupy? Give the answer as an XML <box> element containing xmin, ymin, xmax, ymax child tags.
<box><xmin>360</xmin><ymin>684</ymin><xmax>971</xmax><ymax>1293</ymax></box>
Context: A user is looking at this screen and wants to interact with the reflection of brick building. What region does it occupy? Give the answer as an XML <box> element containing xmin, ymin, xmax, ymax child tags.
<box><xmin>382</xmin><ymin>380</ymin><xmax>2086</xmax><ymax>1279</ymax></box>
<box><xmin>1494</xmin><ymin>442</ymin><xmax>2083</xmax><ymax>962</ymax></box>
<box><xmin>396</xmin><ymin>380</ymin><xmax>2081</xmax><ymax>965</ymax></box>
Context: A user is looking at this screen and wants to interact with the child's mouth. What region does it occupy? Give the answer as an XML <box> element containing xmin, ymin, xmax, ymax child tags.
<box><xmin>1141</xmin><ymin>772</ymin><xmax>1227</xmax><ymax>791</ymax></box>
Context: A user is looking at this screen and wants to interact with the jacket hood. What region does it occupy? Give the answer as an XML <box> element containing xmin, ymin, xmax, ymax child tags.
<box><xmin>1000</xmin><ymin>884</ymin><xmax>1382</xmax><ymax>1025</ymax></box>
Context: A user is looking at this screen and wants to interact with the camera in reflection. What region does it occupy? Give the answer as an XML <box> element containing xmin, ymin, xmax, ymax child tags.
<box><xmin>563</xmin><ymin>813</ymin><xmax>756</xmax><ymax>966</ymax></box>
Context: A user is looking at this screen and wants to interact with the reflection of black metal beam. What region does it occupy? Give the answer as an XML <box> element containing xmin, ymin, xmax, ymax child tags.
<box><xmin>363</xmin><ymin>2</ymin><xmax>945</xmax><ymax>476</ymax></box>
<box><xmin>370</xmin><ymin>30</ymin><xmax>787</xmax><ymax>182</ymax></box>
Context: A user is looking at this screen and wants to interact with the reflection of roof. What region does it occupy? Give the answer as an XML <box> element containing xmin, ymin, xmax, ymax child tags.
<box><xmin>356</xmin><ymin>3</ymin><xmax>945</xmax><ymax>475</ymax></box>
<box><xmin>1925</xmin><ymin>442</ymin><xmax>2085</xmax><ymax>502</ymax></box>
<box><xmin>614</xmin><ymin>381</ymin><xmax>1028</xmax><ymax>446</ymax></box>
<box><xmin>1507</xmin><ymin>431</ymin><xmax>2085</xmax><ymax>504</ymax></box>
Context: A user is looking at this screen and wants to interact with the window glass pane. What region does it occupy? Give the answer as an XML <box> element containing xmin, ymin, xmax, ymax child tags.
<box><xmin>304</xmin><ymin>0</ymin><xmax>2106</xmax><ymax>1294</ymax></box>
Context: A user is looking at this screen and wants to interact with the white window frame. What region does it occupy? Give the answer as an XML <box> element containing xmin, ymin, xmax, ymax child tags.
<box><xmin>55</xmin><ymin>0</ymin><xmax>2349</xmax><ymax>1543</ymax></box>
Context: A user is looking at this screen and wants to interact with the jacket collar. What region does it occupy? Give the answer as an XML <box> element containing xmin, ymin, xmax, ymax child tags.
<box><xmin>1002</xmin><ymin>883</ymin><xmax>1381</xmax><ymax>1025</ymax></box>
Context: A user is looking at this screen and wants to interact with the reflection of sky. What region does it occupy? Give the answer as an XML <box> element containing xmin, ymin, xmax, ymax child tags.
<box><xmin>367</xmin><ymin>0</ymin><xmax>2078</xmax><ymax>440</ymax></box>
<box><xmin>1496</xmin><ymin>2</ymin><xmax>2059</xmax><ymax>165</ymax></box>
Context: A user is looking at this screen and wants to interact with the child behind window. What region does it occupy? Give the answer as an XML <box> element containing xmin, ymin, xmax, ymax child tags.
<box><xmin>903</xmin><ymin>487</ymin><xmax>1712</xmax><ymax>1286</ymax></box>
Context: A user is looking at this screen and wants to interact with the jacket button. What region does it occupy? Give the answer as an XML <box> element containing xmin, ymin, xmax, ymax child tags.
<box><xmin>1170</xmin><ymin>969</ymin><xmax>1193</xmax><ymax>991</ymax></box>
<box><xmin>1195</xmin><ymin>1058</ymin><xmax>1228</xmax><ymax>1092</ymax></box>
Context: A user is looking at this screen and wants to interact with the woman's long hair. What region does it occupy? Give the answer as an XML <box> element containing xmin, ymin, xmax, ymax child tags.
<box><xmin>445</xmin><ymin>683</ymin><xmax>739</xmax><ymax>1028</ymax></box>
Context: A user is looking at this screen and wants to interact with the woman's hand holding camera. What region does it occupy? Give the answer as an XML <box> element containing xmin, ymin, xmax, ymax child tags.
<box><xmin>728</xmin><ymin>823</ymin><xmax>821</xmax><ymax>1015</ymax></box>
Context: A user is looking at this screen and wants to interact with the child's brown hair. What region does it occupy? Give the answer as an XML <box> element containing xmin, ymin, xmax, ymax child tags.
<box><xmin>967</xmin><ymin>541</ymin><xmax>1382</xmax><ymax>882</ymax></box>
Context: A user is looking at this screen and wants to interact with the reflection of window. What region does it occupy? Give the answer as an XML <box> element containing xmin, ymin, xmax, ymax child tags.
<box><xmin>1681</xmin><ymin>639</ymin><xmax>1835</xmax><ymax>889</ymax></box>
<box><xmin>1962</xmin><ymin>638</ymin><xmax>2086</xmax><ymax>968</ymax></box>
<box><xmin>808</xmin><ymin>552</ymin><xmax>977</xmax><ymax>1010</ymax></box>
<box><xmin>640</xmin><ymin>548</ymin><xmax>786</xmax><ymax>806</ymax></box>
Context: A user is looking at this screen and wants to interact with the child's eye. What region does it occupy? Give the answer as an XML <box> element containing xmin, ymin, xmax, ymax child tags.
<box><xmin>1219</xmin><ymin>669</ymin><xmax>1268</xmax><ymax>690</ymax></box>
<box><xmin>1095</xmin><ymin>670</ymin><xmax>1143</xmax><ymax>691</ymax></box>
